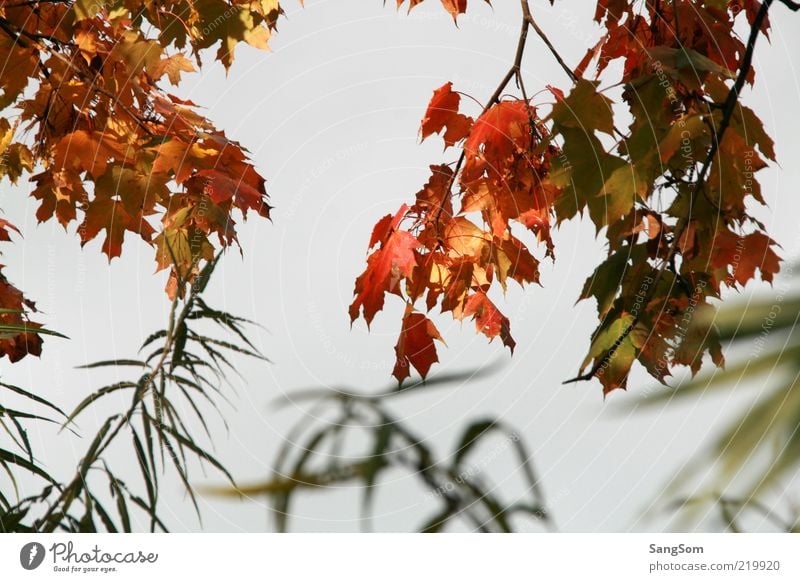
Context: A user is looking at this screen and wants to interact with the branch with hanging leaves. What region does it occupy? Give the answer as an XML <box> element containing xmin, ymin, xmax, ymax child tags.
<box><xmin>352</xmin><ymin>0</ymin><xmax>797</xmax><ymax>397</ymax></box>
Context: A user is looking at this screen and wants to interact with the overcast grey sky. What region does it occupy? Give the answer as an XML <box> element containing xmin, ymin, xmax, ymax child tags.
<box><xmin>2</xmin><ymin>0</ymin><xmax>800</xmax><ymax>532</ymax></box>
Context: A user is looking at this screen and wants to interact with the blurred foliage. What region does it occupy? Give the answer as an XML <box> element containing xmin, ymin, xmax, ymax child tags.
<box><xmin>667</xmin><ymin>494</ymin><xmax>800</xmax><ymax>533</ymax></box>
<box><xmin>2</xmin><ymin>249</ymin><xmax>547</xmax><ymax>533</ymax></box>
<box><xmin>1</xmin><ymin>317</ymin><xmax>69</xmax><ymax>519</ymax></box>
<box><xmin>206</xmin><ymin>368</ymin><xmax>551</xmax><ymax>533</ymax></box>
<box><xmin>0</xmin><ymin>256</ymin><xmax>266</xmax><ymax>532</ymax></box>
<box><xmin>636</xmin><ymin>270</ymin><xmax>800</xmax><ymax>531</ymax></box>
<box><xmin>0</xmin><ymin>380</ymin><xmax>65</xmax><ymax>517</ymax></box>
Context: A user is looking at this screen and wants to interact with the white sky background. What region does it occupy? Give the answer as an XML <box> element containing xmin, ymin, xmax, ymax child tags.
<box><xmin>2</xmin><ymin>0</ymin><xmax>800</xmax><ymax>532</ymax></box>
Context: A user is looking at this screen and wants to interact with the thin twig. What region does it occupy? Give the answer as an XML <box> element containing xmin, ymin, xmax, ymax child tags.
<box><xmin>525</xmin><ymin>10</ymin><xmax>579</xmax><ymax>84</ymax></box>
<box><xmin>433</xmin><ymin>0</ymin><xmax>576</xmax><ymax>228</ymax></box>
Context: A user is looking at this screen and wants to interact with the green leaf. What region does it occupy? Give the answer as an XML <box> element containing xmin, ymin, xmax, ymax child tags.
<box><xmin>130</xmin><ymin>430</ymin><xmax>158</xmax><ymax>532</ymax></box>
<box><xmin>582</xmin><ymin>312</ymin><xmax>638</xmax><ymax>393</ymax></box>
<box><xmin>419</xmin><ymin>506</ymin><xmax>454</xmax><ymax>533</ymax></box>
<box><xmin>360</xmin><ymin>421</ymin><xmax>393</xmax><ymax>528</ymax></box>
<box><xmin>64</xmin><ymin>383</ymin><xmax>137</xmax><ymax>427</ymax></box>
<box><xmin>77</xmin><ymin>360</ymin><xmax>146</xmax><ymax>369</ymax></box>
<box><xmin>0</xmin><ymin>448</ymin><xmax>56</xmax><ymax>485</ymax></box>
<box><xmin>550</xmin><ymin>80</ymin><xmax>615</xmax><ymax>136</ymax></box>
<box><xmin>646</xmin><ymin>46</ymin><xmax>735</xmax><ymax>80</ymax></box>
<box><xmin>580</xmin><ymin>248</ymin><xmax>630</xmax><ymax>318</ymax></box>
<box><xmin>599</xmin><ymin>163</ymin><xmax>648</xmax><ymax>219</ymax></box>
<box><xmin>158</xmin><ymin>423</ymin><xmax>234</xmax><ymax>484</ymax></box>
<box><xmin>0</xmin><ymin>324</ymin><xmax>68</xmax><ymax>339</ymax></box>
<box><xmin>550</xmin><ymin>128</ymin><xmax>627</xmax><ymax>227</ymax></box>
<box><xmin>1</xmin><ymin>381</ymin><xmax>66</xmax><ymax>416</ymax></box>
<box><xmin>633</xmin><ymin>347</ymin><xmax>798</xmax><ymax>407</ymax></box>
<box><xmin>109</xmin><ymin>479</ymin><xmax>132</xmax><ymax>532</ymax></box>
<box><xmin>78</xmin><ymin>415</ymin><xmax>119</xmax><ymax>481</ymax></box>
<box><xmin>453</xmin><ymin>419</ymin><xmax>498</xmax><ymax>467</ymax></box>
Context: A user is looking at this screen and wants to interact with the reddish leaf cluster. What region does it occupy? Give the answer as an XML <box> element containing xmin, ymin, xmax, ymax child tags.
<box><xmin>0</xmin><ymin>0</ymin><xmax>279</xmax><ymax>307</ymax></box>
<box><xmin>353</xmin><ymin>0</ymin><xmax>783</xmax><ymax>393</ymax></box>
<box><xmin>351</xmin><ymin>83</ymin><xmax>561</xmax><ymax>381</ymax></box>
<box><xmin>570</xmin><ymin>0</ymin><xmax>780</xmax><ymax>393</ymax></box>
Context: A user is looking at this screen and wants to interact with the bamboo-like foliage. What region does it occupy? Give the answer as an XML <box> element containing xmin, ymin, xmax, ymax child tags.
<box><xmin>0</xmin><ymin>380</ymin><xmax>65</xmax><ymax>521</ymax></box>
<box><xmin>0</xmin><ymin>256</ymin><xmax>266</xmax><ymax>532</ymax></box>
<box><xmin>0</xmin><ymin>314</ymin><xmax>69</xmax><ymax>525</ymax></box>
<box><xmin>206</xmin><ymin>369</ymin><xmax>551</xmax><ymax>533</ymax></box>
<box><xmin>635</xmin><ymin>272</ymin><xmax>800</xmax><ymax>531</ymax></box>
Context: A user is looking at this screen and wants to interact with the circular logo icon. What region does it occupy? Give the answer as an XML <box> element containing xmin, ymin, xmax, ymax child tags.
<box><xmin>19</xmin><ymin>542</ymin><xmax>46</xmax><ymax>570</ymax></box>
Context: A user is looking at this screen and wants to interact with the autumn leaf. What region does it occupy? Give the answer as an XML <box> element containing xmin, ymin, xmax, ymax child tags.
<box><xmin>0</xmin><ymin>222</ymin><xmax>44</xmax><ymax>362</ymax></box>
<box><xmin>420</xmin><ymin>82</ymin><xmax>473</xmax><ymax>147</ymax></box>
<box><xmin>549</xmin><ymin>80</ymin><xmax>615</xmax><ymax>137</ymax></box>
<box><xmin>413</xmin><ymin>164</ymin><xmax>455</xmax><ymax>220</ymax></box>
<box><xmin>185</xmin><ymin>0</ymin><xmax>275</xmax><ymax>69</ymax></box>
<box><xmin>0</xmin><ymin>0</ymin><xmax>786</xmax><ymax>398</ymax></box>
<box><xmin>464</xmin><ymin>101</ymin><xmax>531</xmax><ymax>166</ymax></box>
<box><xmin>72</xmin><ymin>0</ymin><xmax>106</xmax><ymax>21</ymax></box>
<box><xmin>397</xmin><ymin>0</ymin><xmax>474</xmax><ymax>21</ymax></box>
<box><xmin>194</xmin><ymin>169</ymin><xmax>271</xmax><ymax>218</ymax></box>
<box><xmin>392</xmin><ymin>307</ymin><xmax>443</xmax><ymax>383</ymax></box>
<box><xmin>30</xmin><ymin>169</ymin><xmax>87</xmax><ymax>227</ymax></box>
<box><xmin>461</xmin><ymin>291</ymin><xmax>515</xmax><ymax>352</ymax></box>
<box><xmin>494</xmin><ymin>236</ymin><xmax>540</xmax><ymax>289</ymax></box>
<box><xmin>350</xmin><ymin>205</ymin><xmax>420</xmax><ymax>326</ymax></box>
<box><xmin>150</xmin><ymin>54</ymin><xmax>196</xmax><ymax>85</ymax></box>
<box><xmin>357</xmin><ymin>0</ymin><xmax>784</xmax><ymax>390</ymax></box>
<box><xmin>713</xmin><ymin>230</ymin><xmax>781</xmax><ymax>287</ymax></box>
<box><xmin>79</xmin><ymin>198</ymin><xmax>156</xmax><ymax>260</ymax></box>
<box><xmin>53</xmin><ymin>131</ymin><xmax>125</xmax><ymax>180</ymax></box>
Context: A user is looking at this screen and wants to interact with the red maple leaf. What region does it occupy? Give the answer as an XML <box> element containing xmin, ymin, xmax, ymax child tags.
<box><xmin>420</xmin><ymin>82</ymin><xmax>473</xmax><ymax>147</ymax></box>
<box><xmin>350</xmin><ymin>205</ymin><xmax>420</xmax><ymax>325</ymax></box>
<box><xmin>393</xmin><ymin>308</ymin><xmax>443</xmax><ymax>382</ymax></box>
<box><xmin>462</xmin><ymin>291</ymin><xmax>515</xmax><ymax>352</ymax></box>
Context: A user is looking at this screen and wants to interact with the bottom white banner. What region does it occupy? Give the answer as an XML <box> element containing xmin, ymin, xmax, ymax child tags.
<box><xmin>0</xmin><ymin>534</ymin><xmax>796</xmax><ymax>581</ymax></box>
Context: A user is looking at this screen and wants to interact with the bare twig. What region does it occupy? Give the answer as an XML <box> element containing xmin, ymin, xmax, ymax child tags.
<box><xmin>525</xmin><ymin>9</ymin><xmax>579</xmax><ymax>84</ymax></box>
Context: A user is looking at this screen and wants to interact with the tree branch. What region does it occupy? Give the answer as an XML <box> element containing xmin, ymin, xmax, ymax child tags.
<box><xmin>564</xmin><ymin>0</ymin><xmax>790</xmax><ymax>385</ymax></box>
<box><xmin>524</xmin><ymin>9</ymin><xmax>579</xmax><ymax>84</ymax></box>
<box><xmin>433</xmin><ymin>0</ymin><xmax>577</xmax><ymax>227</ymax></box>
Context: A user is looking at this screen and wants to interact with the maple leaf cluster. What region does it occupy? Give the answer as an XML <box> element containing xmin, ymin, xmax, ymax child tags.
<box><xmin>0</xmin><ymin>218</ymin><xmax>42</xmax><ymax>361</ymax></box>
<box><xmin>0</xmin><ymin>0</ymin><xmax>787</xmax><ymax>392</ymax></box>
<box><xmin>0</xmin><ymin>0</ymin><xmax>280</xmax><ymax>314</ymax></box>
<box><xmin>352</xmin><ymin>0</ymin><xmax>783</xmax><ymax>393</ymax></box>
<box><xmin>351</xmin><ymin>82</ymin><xmax>557</xmax><ymax>384</ymax></box>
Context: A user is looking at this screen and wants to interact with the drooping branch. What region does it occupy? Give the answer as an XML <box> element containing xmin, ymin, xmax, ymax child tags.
<box><xmin>564</xmin><ymin>0</ymin><xmax>794</xmax><ymax>385</ymax></box>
